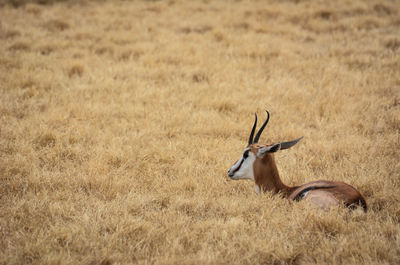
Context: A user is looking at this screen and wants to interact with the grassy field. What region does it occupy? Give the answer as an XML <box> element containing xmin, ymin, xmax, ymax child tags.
<box><xmin>1</xmin><ymin>0</ymin><xmax>400</xmax><ymax>264</ymax></box>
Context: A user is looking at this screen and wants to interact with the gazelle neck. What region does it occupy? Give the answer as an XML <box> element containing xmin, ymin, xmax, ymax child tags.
<box><xmin>253</xmin><ymin>154</ymin><xmax>294</xmax><ymax>197</ymax></box>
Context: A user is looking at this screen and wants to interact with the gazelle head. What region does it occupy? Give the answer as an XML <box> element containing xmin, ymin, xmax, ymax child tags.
<box><xmin>227</xmin><ymin>110</ymin><xmax>303</xmax><ymax>182</ymax></box>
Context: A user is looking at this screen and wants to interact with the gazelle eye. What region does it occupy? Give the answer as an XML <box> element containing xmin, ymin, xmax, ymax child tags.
<box><xmin>243</xmin><ymin>150</ymin><xmax>249</xmax><ymax>159</ymax></box>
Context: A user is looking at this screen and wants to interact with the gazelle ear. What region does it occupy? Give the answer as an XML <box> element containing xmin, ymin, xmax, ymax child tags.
<box><xmin>279</xmin><ymin>137</ymin><xmax>303</xmax><ymax>150</ymax></box>
<box><xmin>257</xmin><ymin>143</ymin><xmax>281</xmax><ymax>158</ymax></box>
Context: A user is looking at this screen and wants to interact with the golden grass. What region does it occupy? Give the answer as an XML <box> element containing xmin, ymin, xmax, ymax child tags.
<box><xmin>1</xmin><ymin>0</ymin><xmax>400</xmax><ymax>264</ymax></box>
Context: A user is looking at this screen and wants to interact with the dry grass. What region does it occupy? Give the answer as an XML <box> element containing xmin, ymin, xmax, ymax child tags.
<box><xmin>1</xmin><ymin>0</ymin><xmax>400</xmax><ymax>264</ymax></box>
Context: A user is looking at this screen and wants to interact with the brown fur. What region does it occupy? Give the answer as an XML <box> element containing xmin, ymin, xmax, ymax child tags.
<box><xmin>250</xmin><ymin>145</ymin><xmax>367</xmax><ymax>211</ymax></box>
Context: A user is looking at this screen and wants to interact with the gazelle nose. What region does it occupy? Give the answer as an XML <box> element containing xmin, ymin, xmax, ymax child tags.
<box><xmin>228</xmin><ymin>171</ymin><xmax>234</xmax><ymax>178</ymax></box>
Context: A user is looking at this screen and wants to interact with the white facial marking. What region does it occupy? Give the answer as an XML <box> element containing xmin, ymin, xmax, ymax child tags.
<box><xmin>300</xmin><ymin>191</ymin><xmax>309</xmax><ymax>199</ymax></box>
<box><xmin>255</xmin><ymin>184</ymin><xmax>261</xmax><ymax>194</ymax></box>
<box><xmin>228</xmin><ymin>148</ymin><xmax>256</xmax><ymax>181</ymax></box>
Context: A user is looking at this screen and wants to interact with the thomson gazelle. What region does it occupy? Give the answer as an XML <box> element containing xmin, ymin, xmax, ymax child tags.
<box><xmin>227</xmin><ymin>110</ymin><xmax>367</xmax><ymax>211</ymax></box>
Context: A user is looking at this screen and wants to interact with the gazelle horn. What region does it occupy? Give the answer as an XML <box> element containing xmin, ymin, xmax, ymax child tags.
<box><xmin>248</xmin><ymin>113</ymin><xmax>257</xmax><ymax>146</ymax></box>
<box><xmin>253</xmin><ymin>110</ymin><xmax>270</xmax><ymax>143</ymax></box>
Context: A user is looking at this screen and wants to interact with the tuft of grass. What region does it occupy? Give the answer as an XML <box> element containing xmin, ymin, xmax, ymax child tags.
<box><xmin>67</xmin><ymin>64</ymin><xmax>84</xmax><ymax>78</ymax></box>
<box><xmin>43</xmin><ymin>19</ymin><xmax>70</xmax><ymax>31</ymax></box>
<box><xmin>8</xmin><ymin>41</ymin><xmax>30</xmax><ymax>51</ymax></box>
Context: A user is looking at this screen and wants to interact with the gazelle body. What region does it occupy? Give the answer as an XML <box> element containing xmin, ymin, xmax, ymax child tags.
<box><xmin>228</xmin><ymin>111</ymin><xmax>367</xmax><ymax>211</ymax></box>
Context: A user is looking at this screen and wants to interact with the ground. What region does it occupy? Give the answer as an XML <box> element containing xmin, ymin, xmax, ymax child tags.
<box><xmin>1</xmin><ymin>0</ymin><xmax>400</xmax><ymax>264</ymax></box>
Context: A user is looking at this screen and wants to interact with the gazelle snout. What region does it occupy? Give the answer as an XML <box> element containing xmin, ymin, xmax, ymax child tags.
<box><xmin>227</xmin><ymin>159</ymin><xmax>240</xmax><ymax>179</ymax></box>
<box><xmin>227</xmin><ymin>149</ymin><xmax>256</xmax><ymax>181</ymax></box>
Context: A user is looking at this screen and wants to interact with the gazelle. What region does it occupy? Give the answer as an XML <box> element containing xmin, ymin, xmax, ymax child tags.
<box><xmin>227</xmin><ymin>110</ymin><xmax>367</xmax><ymax>211</ymax></box>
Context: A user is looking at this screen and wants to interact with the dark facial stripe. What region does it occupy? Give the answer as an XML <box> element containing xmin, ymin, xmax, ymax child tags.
<box><xmin>232</xmin><ymin>158</ymin><xmax>244</xmax><ymax>175</ymax></box>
